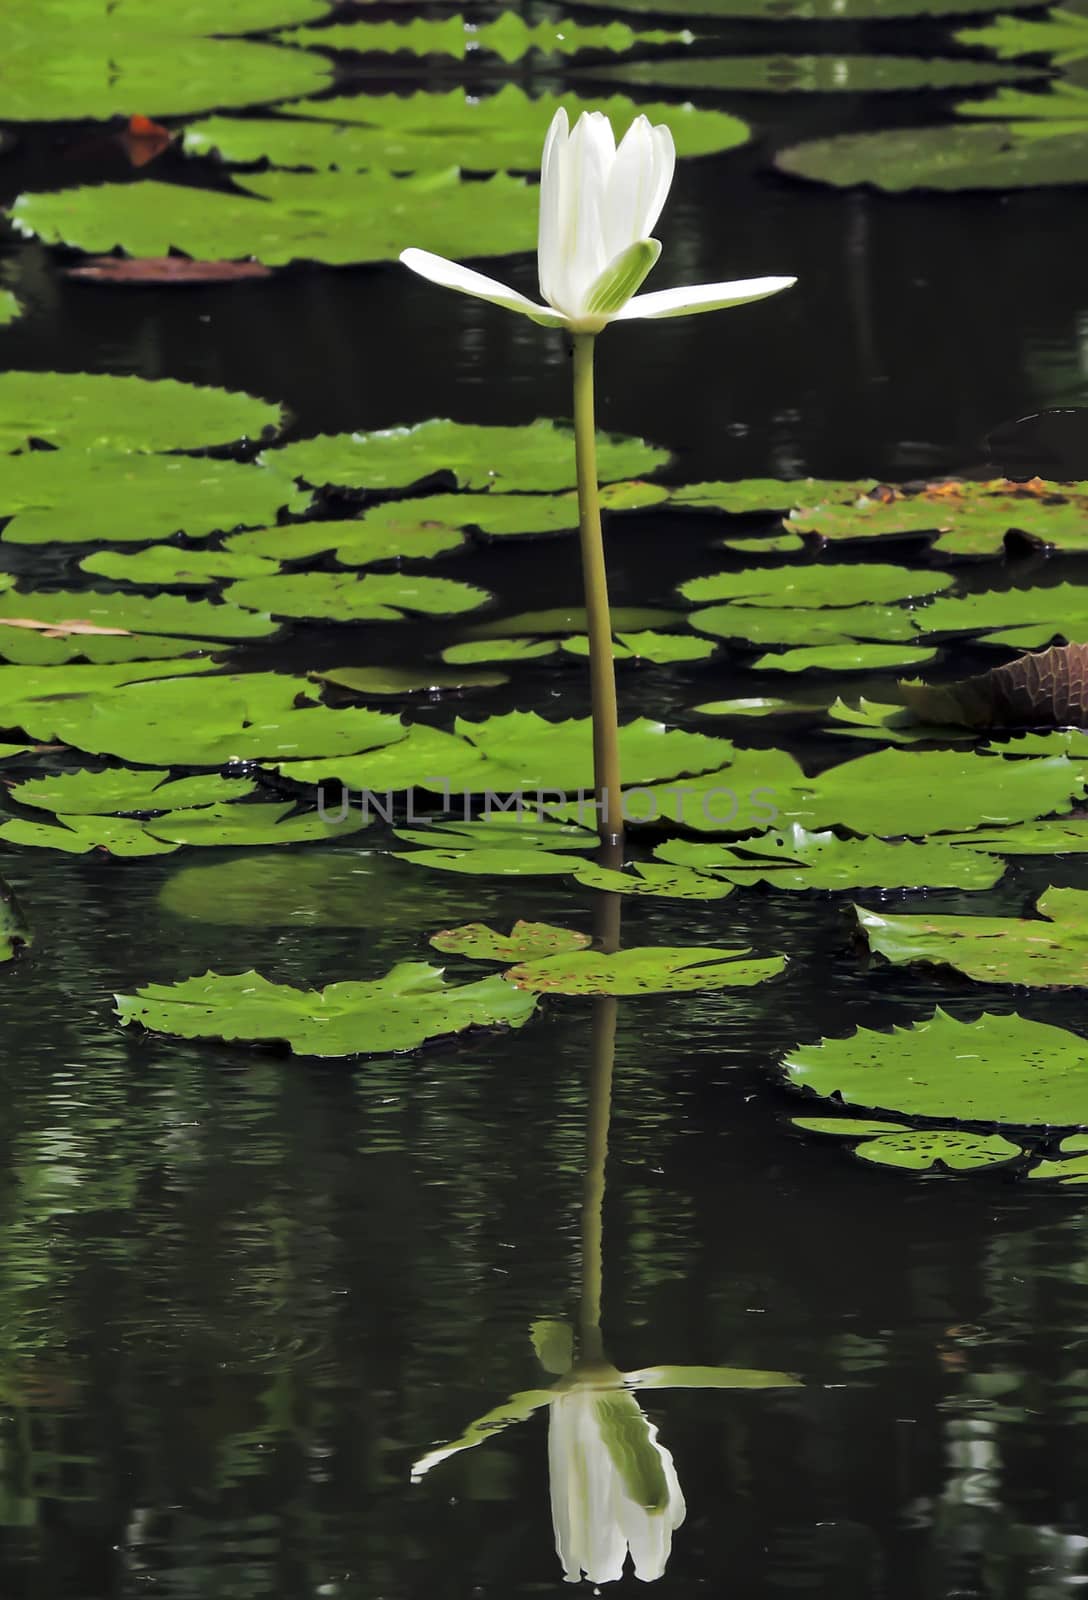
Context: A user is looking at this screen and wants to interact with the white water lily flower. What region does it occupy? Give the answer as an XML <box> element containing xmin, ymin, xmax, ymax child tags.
<box><xmin>400</xmin><ymin>108</ymin><xmax>795</xmax><ymax>334</ymax></box>
<box><xmin>548</xmin><ymin>1383</ymin><xmax>686</xmax><ymax>1584</ymax></box>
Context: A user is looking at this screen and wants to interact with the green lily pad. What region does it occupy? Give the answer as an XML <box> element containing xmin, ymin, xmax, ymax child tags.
<box><xmin>1029</xmin><ymin>1153</ymin><xmax>1088</xmax><ymax>1182</ymax></box>
<box><xmin>279</xmin><ymin>15</ymin><xmax>692</xmax><ymax>61</ymax></box>
<box><xmin>678</xmin><ymin>562</ymin><xmax>952</xmax><ymax>608</ymax></box>
<box><xmin>466</xmin><ymin>606</ymin><xmax>682</xmax><ymax>637</ymax></box>
<box><xmin>776</xmin><ymin>123</ymin><xmax>1088</xmax><ymax>191</ymax></box>
<box><xmin>561</xmin><ymin>631</ymin><xmax>716</xmax><ymax>664</ymax></box>
<box><xmin>912</xmin><ymin>584</ymin><xmax>1088</xmax><ymax>639</ymax></box>
<box><xmin>505</xmin><ymin>944</ymin><xmax>785</xmax><ymax>994</ymax></box>
<box><xmin>396</xmin><ymin>846</ymin><xmax>588</xmax><ymax>876</ymax></box>
<box><xmin>719</xmin><ymin>532</ymin><xmax>807</xmax><ymax>554</ymax></box>
<box><xmin>955</xmin><ymin>10</ymin><xmax>1088</xmax><ymax>64</ymax></box>
<box><xmin>225</xmin><ymin>518</ymin><xmax>465</xmax><ymax>566</ymax></box>
<box><xmin>577</xmin><ymin>0</ymin><xmax>1048</xmax><ymax>18</ymax></box>
<box><xmin>313</xmin><ymin>665</ymin><xmax>508</xmax><ymax>695</ymax></box>
<box><xmin>0</xmin><ymin>372</ymin><xmax>281</xmax><ymax>453</ymax></box>
<box><xmin>0</xmin><ymin>814</ymin><xmax>180</xmax><ymax>856</ymax></box>
<box><xmin>0</xmin><ymin>449</ymin><xmax>305</xmax><ymax>544</ymax></box>
<box><xmin>956</xmin><ymin>82</ymin><xmax>1088</xmax><ymax>124</ymax></box>
<box><xmin>589</xmin><ymin>54</ymin><xmax>1042</xmax><ymax>91</ymax></box>
<box><xmin>693</xmin><ymin>696</ymin><xmax>817</xmax><ymax>716</ymax></box>
<box><xmin>852</xmin><ymin>1130</ymin><xmax>1023</xmax><ymax>1171</ymax></box>
<box><xmin>272</xmin><ymin>722</ymin><xmax>491</xmax><ymax>791</ymax></box>
<box><xmin>826</xmin><ymin>696</ymin><xmax>971</xmax><ymax>744</ymax></box>
<box><xmin>655</xmin><ymin>826</ymin><xmax>1005</xmax><ymax>890</ymax></box>
<box><xmin>0</xmin><ymin>626</ymin><xmax>222</xmax><ymax>668</ymax></box>
<box><xmin>671</xmin><ymin>477</ymin><xmax>873</xmax><ymax>513</ymax></box>
<box><xmin>547</xmin><ymin>747</ymin><xmax>803</xmax><ymax>833</ymax></box>
<box><xmin>782</xmin><ymin>1007</ymin><xmax>1088</xmax><ymax>1125</ymax></box>
<box><xmin>451</xmin><ymin>712</ymin><xmax>734</xmax><ymax>792</ymax></box>
<box><xmin>856</xmin><ymin>886</ymin><xmax>1088</xmax><ymax>987</ymax></box>
<box><xmin>9</xmin><ymin>0</ymin><xmax>329</xmax><ymax>26</ymax></box>
<box><xmin>429</xmin><ymin>920</ymin><xmax>592</xmax><ymax>960</ymax></box>
<box><xmin>262</xmin><ymin>420</ymin><xmax>668</xmax><ymax>494</ymax></box>
<box><xmin>143</xmin><ymin>799</ymin><xmax>370</xmax><ymax>848</ymax></box>
<box><xmin>9</xmin><ymin>767</ymin><xmax>254</xmax><ymax>814</ymax></box>
<box><xmin>0</xmin><ymin>293</ymin><xmax>22</xmax><ymax>327</ymax></box>
<box><xmin>393</xmin><ymin>813</ymin><xmax>601</xmax><ymax>874</ymax></box>
<box><xmin>692</xmin><ymin>605</ymin><xmax>921</xmax><ymax>646</ymax></box>
<box><xmin>442</xmin><ymin>638</ymin><xmax>557</xmax><ymax>665</ymax></box>
<box><xmin>79</xmin><ymin>547</ymin><xmax>280</xmax><ymax>586</ymax></box>
<box><xmin>272</xmin><ymin>86</ymin><xmax>748</xmax><ymax>166</ymax></box>
<box><xmin>0</xmin><ymin>34</ymin><xmax>330</xmax><ymax>123</ymax></box>
<box><xmin>756</xmin><ymin>643</ymin><xmax>938</xmax><ymax>672</ymax></box>
<box><xmin>942</xmin><ymin>819</ymin><xmax>1088</xmax><ymax>853</ymax></box>
<box><xmin>116</xmin><ymin>963</ymin><xmax>539</xmax><ymax>1058</ymax></box>
<box><xmin>5</xmin><ymin>672</ymin><xmax>408</xmax><ymax>766</ymax></box>
<box><xmin>784</xmin><ymin>748</ymin><xmax>1084</xmax><ymax>835</ymax></box>
<box><xmin>0</xmin><ymin>589</ymin><xmax>275</xmax><ymax>640</ymax></box>
<box><xmin>792</xmin><ymin>1116</ymin><xmax>905</xmax><ymax>1136</ymax></box>
<box><xmin>570</xmin><ymin>861</ymin><xmax>737</xmax><ymax>898</ymax></box>
<box><xmin>223</xmin><ymin>570</ymin><xmax>490</xmax><ymax>622</ymax></box>
<box><xmin>10</xmin><ymin>169</ymin><xmax>540</xmax><ymax>269</ymax></box>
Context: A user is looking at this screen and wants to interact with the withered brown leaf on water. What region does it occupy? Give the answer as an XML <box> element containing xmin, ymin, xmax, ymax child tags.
<box><xmin>66</xmin><ymin>258</ymin><xmax>272</xmax><ymax>284</ymax></box>
<box><xmin>900</xmin><ymin>644</ymin><xmax>1088</xmax><ymax>729</ymax></box>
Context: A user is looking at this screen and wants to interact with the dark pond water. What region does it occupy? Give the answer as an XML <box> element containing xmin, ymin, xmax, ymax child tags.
<box><xmin>1</xmin><ymin>11</ymin><xmax>1088</xmax><ymax>1598</ymax></box>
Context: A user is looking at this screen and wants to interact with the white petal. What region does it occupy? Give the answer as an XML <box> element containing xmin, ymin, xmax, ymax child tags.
<box><xmin>561</xmin><ymin>112</ymin><xmax>613</xmax><ymax>315</ymax></box>
<box><xmin>612</xmin><ymin>274</ymin><xmax>797</xmax><ymax>321</ymax></box>
<box><xmin>603</xmin><ymin>116</ymin><xmax>654</xmax><ymax>261</ymax></box>
<box><xmin>399</xmin><ymin>248</ymin><xmax>567</xmax><ymax>326</ymax></box>
<box><xmin>538</xmin><ymin>109</ymin><xmax>568</xmax><ymax>305</ymax></box>
<box><xmin>643</xmin><ymin>124</ymin><xmax>676</xmax><ymax>238</ymax></box>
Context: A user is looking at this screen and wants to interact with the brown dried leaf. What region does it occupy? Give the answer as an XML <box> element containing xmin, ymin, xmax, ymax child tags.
<box><xmin>65</xmin><ymin>257</ymin><xmax>273</xmax><ymax>284</ymax></box>
<box><xmin>901</xmin><ymin>644</ymin><xmax>1088</xmax><ymax>729</ymax></box>
<box><xmin>0</xmin><ymin>617</ymin><xmax>131</xmax><ymax>638</ymax></box>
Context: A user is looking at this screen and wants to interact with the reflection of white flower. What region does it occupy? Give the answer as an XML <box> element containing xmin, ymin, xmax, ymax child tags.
<box><xmin>401</xmin><ymin>108</ymin><xmax>795</xmax><ymax>334</ymax></box>
<box><xmin>548</xmin><ymin>1382</ymin><xmax>685</xmax><ymax>1585</ymax></box>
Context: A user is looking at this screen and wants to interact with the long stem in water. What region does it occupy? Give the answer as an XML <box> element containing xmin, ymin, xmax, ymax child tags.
<box><xmin>571</xmin><ymin>332</ymin><xmax>623</xmax><ymax>848</ymax></box>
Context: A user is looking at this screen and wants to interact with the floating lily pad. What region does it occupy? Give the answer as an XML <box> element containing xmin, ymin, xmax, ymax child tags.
<box><xmin>856</xmin><ymin>886</ymin><xmax>1088</xmax><ymax>987</ymax></box>
<box><xmin>577</xmin><ymin>0</ymin><xmax>1048</xmax><ymax>18</ymax></box>
<box><xmin>274</xmin><ymin>86</ymin><xmax>748</xmax><ymax>166</ymax></box>
<box><xmin>0</xmin><ymin>449</ymin><xmax>304</xmax><ymax>544</ymax></box>
<box><xmin>0</xmin><ymin>589</ymin><xmax>274</xmax><ymax>641</ymax></box>
<box><xmin>826</xmin><ymin>696</ymin><xmax>971</xmax><ymax>744</ymax></box>
<box><xmin>10</xmin><ymin>767</ymin><xmax>254</xmax><ymax>814</ymax></box>
<box><xmin>429</xmin><ymin>920</ymin><xmax>592</xmax><ymax>960</ymax></box>
<box><xmin>1029</xmin><ymin>1133</ymin><xmax>1088</xmax><ymax>1182</ymax></box>
<box><xmin>5</xmin><ymin>672</ymin><xmax>408</xmax><ymax>766</ymax></box>
<box><xmin>693</xmin><ymin>696</ymin><xmax>817</xmax><ymax>716</ymax></box>
<box><xmin>0</xmin><ymin>35</ymin><xmax>331</xmax><ymax>123</ymax></box>
<box><xmin>781</xmin><ymin>1008</ymin><xmax>1088</xmax><ymax>1125</ymax></box>
<box><xmin>0</xmin><ymin>622</ymin><xmax>222</xmax><ymax>668</ymax></box>
<box><xmin>278</xmin><ymin>15</ymin><xmax>691</xmax><ymax>61</ymax></box>
<box><xmin>0</xmin><ymin>372</ymin><xmax>281</xmax><ymax>453</ymax></box>
<box><xmin>570</xmin><ymin>860</ymin><xmax>737</xmax><ymax>898</ymax></box>
<box><xmin>505</xmin><ymin>945</ymin><xmax>784</xmax><ymax>995</ymax></box>
<box><xmin>942</xmin><ymin>819</ymin><xmax>1088</xmax><ymax>853</ymax></box>
<box><xmin>442</xmin><ymin>638</ymin><xmax>557</xmax><ymax>665</ymax></box>
<box><xmin>116</xmin><ymin>963</ymin><xmax>539</xmax><ymax>1057</ymax></box>
<box><xmin>784</xmin><ymin>748</ymin><xmax>1083</xmax><ymax>835</ymax></box>
<box><xmin>852</xmin><ymin>1130</ymin><xmax>1023</xmax><ymax>1171</ymax></box>
<box><xmin>678</xmin><ymin>563</ymin><xmax>952</xmax><ymax>608</ymax></box>
<box><xmin>313</xmin><ymin>665</ymin><xmax>508</xmax><ymax>695</ymax></box>
<box><xmin>0</xmin><ymin>814</ymin><xmax>180</xmax><ymax>857</ymax></box>
<box><xmin>792</xmin><ymin>1116</ymin><xmax>905</xmax><ymax>1136</ymax></box>
<box><xmin>393</xmin><ymin>813</ymin><xmax>600</xmax><ymax>874</ymax></box>
<box><xmin>142</xmin><ymin>800</ymin><xmax>370</xmax><ymax>848</ymax></box>
<box><xmin>692</xmin><ymin>605</ymin><xmax>921</xmax><ymax>647</ymax></box>
<box><xmin>272</xmin><ymin>722</ymin><xmax>492</xmax><ymax>791</ymax></box>
<box><xmin>719</xmin><ymin>531</ymin><xmax>807</xmax><ymax>554</ymax></box>
<box><xmin>786</xmin><ymin>481</ymin><xmax>1088</xmax><ymax>554</ymax></box>
<box><xmin>561</xmin><ymin>631</ymin><xmax>716</xmax><ymax>664</ymax></box>
<box><xmin>466</xmin><ymin>606</ymin><xmax>682</xmax><ymax>637</ymax></box>
<box><xmin>451</xmin><ymin>712</ymin><xmax>734</xmax><ymax>792</ymax></box>
<box><xmin>548</xmin><ymin>748</ymin><xmax>803</xmax><ymax>833</ymax></box>
<box><xmin>956</xmin><ymin>82</ymin><xmax>1088</xmax><ymax>123</ymax></box>
<box><xmin>11</xmin><ymin>170</ymin><xmax>540</xmax><ymax>268</ymax></box>
<box><xmin>756</xmin><ymin>643</ymin><xmax>938</xmax><ymax>672</ymax></box>
<box><xmin>655</xmin><ymin>826</ymin><xmax>1004</xmax><ymax>889</ymax></box>
<box><xmin>776</xmin><ymin>123</ymin><xmax>1088</xmax><ymax>191</ymax></box>
<box><xmin>955</xmin><ymin>10</ymin><xmax>1088</xmax><ymax>63</ymax></box>
<box><xmin>262</xmin><ymin>421</ymin><xmax>669</xmax><ymax>494</ymax></box>
<box><xmin>916</xmin><ymin>585</ymin><xmax>1088</xmax><ymax>640</ymax></box>
<box><xmin>225</xmin><ymin>517</ymin><xmax>465</xmax><ymax>565</ymax></box>
<box><xmin>223</xmin><ymin>570</ymin><xmax>490</xmax><ymax>622</ymax></box>
<box><xmin>671</xmin><ymin>477</ymin><xmax>873</xmax><ymax>513</ymax></box>
<box><xmin>589</xmin><ymin>53</ymin><xmax>1042</xmax><ymax>91</ymax></box>
<box><xmin>80</xmin><ymin>547</ymin><xmax>280</xmax><ymax>586</ymax></box>
<box><xmin>0</xmin><ymin>293</ymin><xmax>22</xmax><ymax>327</ymax></box>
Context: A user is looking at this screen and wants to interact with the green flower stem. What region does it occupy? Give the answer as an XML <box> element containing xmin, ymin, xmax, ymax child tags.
<box><xmin>572</xmin><ymin>332</ymin><xmax>623</xmax><ymax>848</ymax></box>
<box><xmin>579</xmin><ymin>992</ymin><xmax>618</xmax><ymax>1364</ymax></box>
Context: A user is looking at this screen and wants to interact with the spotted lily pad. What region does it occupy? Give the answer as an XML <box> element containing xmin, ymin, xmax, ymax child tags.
<box><xmin>655</xmin><ymin>826</ymin><xmax>1005</xmax><ymax>889</ymax></box>
<box><xmin>11</xmin><ymin>170</ymin><xmax>541</xmax><ymax>269</ymax></box>
<box><xmin>261</xmin><ymin>420</ymin><xmax>668</xmax><ymax>494</ymax></box>
<box><xmin>0</xmin><ymin>449</ymin><xmax>305</xmax><ymax>543</ymax></box>
<box><xmin>678</xmin><ymin>562</ymin><xmax>952</xmax><ymax>608</ymax></box>
<box><xmin>429</xmin><ymin>921</ymin><xmax>592</xmax><ymax>960</ymax></box>
<box><xmin>856</xmin><ymin>886</ymin><xmax>1088</xmax><ymax>987</ymax></box>
<box><xmin>782</xmin><ymin>1008</ymin><xmax>1088</xmax><ymax>1125</ymax></box>
<box><xmin>0</xmin><ymin>372</ymin><xmax>281</xmax><ymax>453</ymax></box>
<box><xmin>570</xmin><ymin>860</ymin><xmax>736</xmax><ymax>898</ymax></box>
<box><xmin>850</xmin><ymin>1130</ymin><xmax>1022</xmax><ymax>1170</ymax></box>
<box><xmin>116</xmin><ymin>963</ymin><xmax>539</xmax><ymax>1058</ymax></box>
<box><xmin>504</xmin><ymin>945</ymin><xmax>785</xmax><ymax>995</ymax></box>
<box><xmin>223</xmin><ymin>570</ymin><xmax>490</xmax><ymax>622</ymax></box>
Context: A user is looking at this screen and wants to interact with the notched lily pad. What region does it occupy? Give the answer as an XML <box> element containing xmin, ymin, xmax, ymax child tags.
<box><xmin>504</xmin><ymin>945</ymin><xmax>785</xmax><ymax>995</ymax></box>
<box><xmin>430</xmin><ymin>921</ymin><xmax>591</xmax><ymax>960</ymax></box>
<box><xmin>223</xmin><ymin>570</ymin><xmax>490</xmax><ymax>622</ymax></box>
<box><xmin>116</xmin><ymin>963</ymin><xmax>539</xmax><ymax>1058</ymax></box>
<box><xmin>0</xmin><ymin>371</ymin><xmax>281</xmax><ymax>453</ymax></box>
<box><xmin>570</xmin><ymin>860</ymin><xmax>737</xmax><ymax>898</ymax></box>
<box><xmin>656</xmin><ymin>825</ymin><xmax>1005</xmax><ymax>890</ymax></box>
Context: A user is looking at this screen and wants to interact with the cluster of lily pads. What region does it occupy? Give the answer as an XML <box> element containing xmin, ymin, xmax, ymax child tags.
<box><xmin>0</xmin><ymin>371</ymin><xmax>1086</xmax><ymax>1183</ymax></box>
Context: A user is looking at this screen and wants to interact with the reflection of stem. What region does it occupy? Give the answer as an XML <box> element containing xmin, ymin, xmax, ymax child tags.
<box><xmin>572</xmin><ymin>332</ymin><xmax>623</xmax><ymax>848</ymax></box>
<box><xmin>579</xmin><ymin>992</ymin><xmax>618</xmax><ymax>1365</ymax></box>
